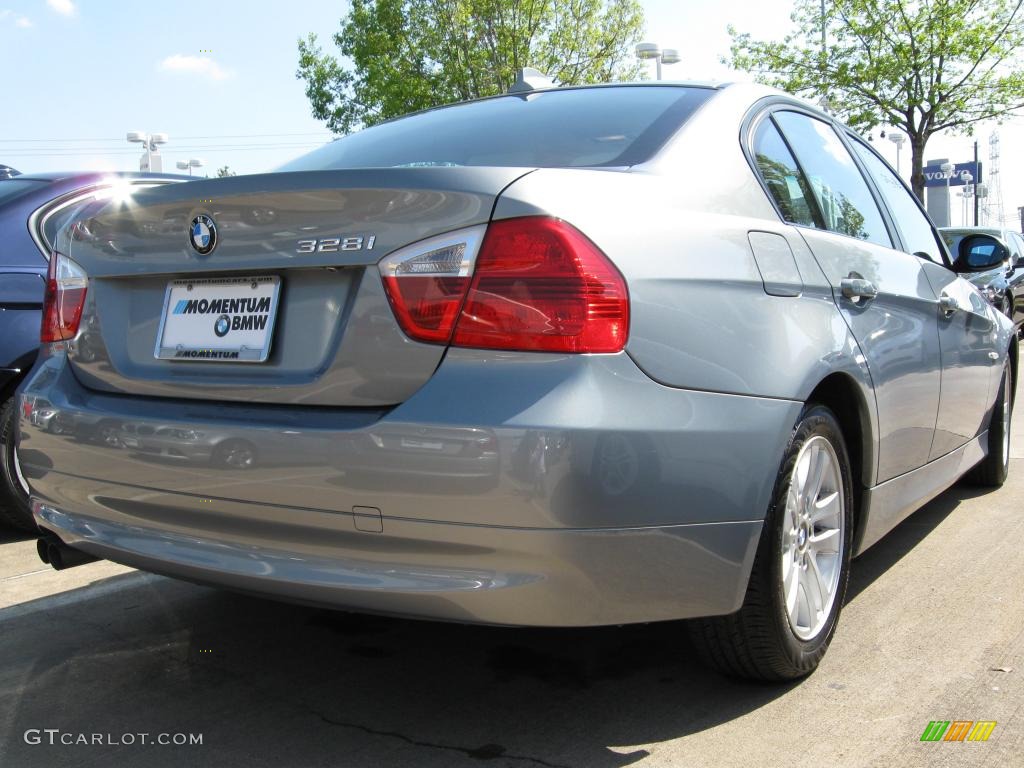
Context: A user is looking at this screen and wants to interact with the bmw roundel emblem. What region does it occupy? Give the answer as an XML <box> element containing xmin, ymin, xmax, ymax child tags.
<box><xmin>214</xmin><ymin>314</ymin><xmax>231</xmax><ymax>337</ymax></box>
<box><xmin>190</xmin><ymin>214</ymin><xmax>217</xmax><ymax>255</ymax></box>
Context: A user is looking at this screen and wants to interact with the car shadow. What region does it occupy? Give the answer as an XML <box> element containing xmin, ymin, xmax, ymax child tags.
<box><xmin>845</xmin><ymin>479</ymin><xmax>991</xmax><ymax>603</ymax></box>
<box><xmin>0</xmin><ymin>480</ymin><xmax>995</xmax><ymax>768</ymax></box>
<box><xmin>2</xmin><ymin>573</ymin><xmax>799</xmax><ymax>768</ymax></box>
<box><xmin>0</xmin><ymin>520</ymin><xmax>34</xmax><ymax>544</ymax></box>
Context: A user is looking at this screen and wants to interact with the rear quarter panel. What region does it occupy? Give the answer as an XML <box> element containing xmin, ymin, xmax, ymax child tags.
<box><xmin>493</xmin><ymin>169</ymin><xmax>875</xmax><ymax>395</ymax></box>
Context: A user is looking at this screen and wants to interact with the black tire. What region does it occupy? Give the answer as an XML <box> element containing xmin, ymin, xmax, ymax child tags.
<box><xmin>689</xmin><ymin>404</ymin><xmax>854</xmax><ymax>681</ymax></box>
<box><xmin>0</xmin><ymin>397</ymin><xmax>36</xmax><ymax>532</ymax></box>
<box><xmin>211</xmin><ymin>439</ymin><xmax>258</xmax><ymax>469</ymax></box>
<box><xmin>964</xmin><ymin>361</ymin><xmax>1012</xmax><ymax>488</ymax></box>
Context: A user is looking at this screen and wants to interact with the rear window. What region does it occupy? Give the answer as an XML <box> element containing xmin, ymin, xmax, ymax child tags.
<box><xmin>0</xmin><ymin>178</ymin><xmax>46</xmax><ymax>206</ymax></box>
<box><xmin>278</xmin><ymin>86</ymin><xmax>714</xmax><ymax>172</ymax></box>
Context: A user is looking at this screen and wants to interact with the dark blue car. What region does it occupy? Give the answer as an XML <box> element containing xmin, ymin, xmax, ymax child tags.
<box><xmin>0</xmin><ymin>172</ymin><xmax>185</xmax><ymax>530</ymax></box>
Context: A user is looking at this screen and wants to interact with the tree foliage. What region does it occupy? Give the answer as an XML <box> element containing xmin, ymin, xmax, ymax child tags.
<box><xmin>297</xmin><ymin>0</ymin><xmax>645</xmax><ymax>135</ymax></box>
<box><xmin>729</xmin><ymin>0</ymin><xmax>1024</xmax><ymax>199</ymax></box>
<box><xmin>216</xmin><ymin>165</ymin><xmax>236</xmax><ymax>177</ymax></box>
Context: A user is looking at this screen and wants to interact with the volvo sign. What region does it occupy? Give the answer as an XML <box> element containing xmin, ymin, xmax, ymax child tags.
<box><xmin>924</xmin><ymin>161</ymin><xmax>982</xmax><ymax>187</ymax></box>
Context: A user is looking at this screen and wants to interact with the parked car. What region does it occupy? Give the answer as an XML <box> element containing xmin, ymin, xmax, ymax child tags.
<box><xmin>940</xmin><ymin>226</ymin><xmax>1024</xmax><ymax>329</ymax></box>
<box><xmin>17</xmin><ymin>81</ymin><xmax>1016</xmax><ymax>681</ymax></box>
<box><xmin>0</xmin><ymin>172</ymin><xmax>186</xmax><ymax>531</ymax></box>
<box><xmin>0</xmin><ymin>165</ymin><xmax>21</xmax><ymax>180</ymax></box>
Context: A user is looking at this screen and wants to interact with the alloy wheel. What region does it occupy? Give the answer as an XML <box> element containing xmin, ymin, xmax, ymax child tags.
<box><xmin>781</xmin><ymin>435</ymin><xmax>845</xmax><ymax>641</ymax></box>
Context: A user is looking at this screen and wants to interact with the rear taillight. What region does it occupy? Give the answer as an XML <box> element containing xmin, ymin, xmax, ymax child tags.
<box><xmin>41</xmin><ymin>252</ymin><xmax>88</xmax><ymax>343</ymax></box>
<box><xmin>379</xmin><ymin>217</ymin><xmax>629</xmax><ymax>353</ymax></box>
<box><xmin>453</xmin><ymin>218</ymin><xmax>628</xmax><ymax>353</ymax></box>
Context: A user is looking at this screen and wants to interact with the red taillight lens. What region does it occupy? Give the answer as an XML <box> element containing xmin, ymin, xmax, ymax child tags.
<box><xmin>382</xmin><ymin>275</ymin><xmax>469</xmax><ymax>344</ymax></box>
<box><xmin>379</xmin><ymin>225</ymin><xmax>486</xmax><ymax>344</ymax></box>
<box><xmin>40</xmin><ymin>252</ymin><xmax>88</xmax><ymax>343</ymax></box>
<box><xmin>380</xmin><ymin>217</ymin><xmax>629</xmax><ymax>353</ymax></box>
<box><xmin>452</xmin><ymin>218</ymin><xmax>629</xmax><ymax>353</ymax></box>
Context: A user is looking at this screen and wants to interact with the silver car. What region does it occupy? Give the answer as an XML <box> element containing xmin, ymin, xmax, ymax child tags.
<box><xmin>17</xmin><ymin>81</ymin><xmax>1016</xmax><ymax>680</ymax></box>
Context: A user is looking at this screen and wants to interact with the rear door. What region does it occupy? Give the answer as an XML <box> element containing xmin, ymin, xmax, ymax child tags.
<box><xmin>756</xmin><ymin>109</ymin><xmax>941</xmax><ymax>483</ymax></box>
<box><xmin>849</xmin><ymin>139</ymin><xmax>998</xmax><ymax>459</ymax></box>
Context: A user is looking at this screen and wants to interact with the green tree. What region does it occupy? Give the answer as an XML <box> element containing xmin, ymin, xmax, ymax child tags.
<box><xmin>297</xmin><ymin>0</ymin><xmax>645</xmax><ymax>135</ymax></box>
<box><xmin>728</xmin><ymin>0</ymin><xmax>1024</xmax><ymax>200</ymax></box>
<box><xmin>216</xmin><ymin>165</ymin><xmax>236</xmax><ymax>177</ymax></box>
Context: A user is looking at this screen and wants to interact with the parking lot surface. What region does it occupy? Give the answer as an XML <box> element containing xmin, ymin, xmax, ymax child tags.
<box><xmin>1</xmin><ymin>376</ymin><xmax>1022</xmax><ymax>767</ymax></box>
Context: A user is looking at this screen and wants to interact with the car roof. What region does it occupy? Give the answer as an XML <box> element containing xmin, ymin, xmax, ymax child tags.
<box><xmin>351</xmin><ymin>80</ymin><xmax>735</xmax><ymax>134</ymax></box>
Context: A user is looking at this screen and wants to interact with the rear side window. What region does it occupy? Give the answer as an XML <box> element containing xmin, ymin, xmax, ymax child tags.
<box><xmin>850</xmin><ymin>140</ymin><xmax>945</xmax><ymax>263</ymax></box>
<box><xmin>773</xmin><ymin>111</ymin><xmax>891</xmax><ymax>247</ymax></box>
<box><xmin>278</xmin><ymin>86</ymin><xmax>714</xmax><ymax>171</ymax></box>
<box><xmin>751</xmin><ymin>118</ymin><xmax>821</xmax><ymax>228</ymax></box>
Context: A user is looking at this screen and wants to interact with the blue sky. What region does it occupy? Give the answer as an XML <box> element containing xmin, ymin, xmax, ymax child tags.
<box><xmin>1</xmin><ymin>0</ymin><xmax>1019</xmax><ymax>225</ymax></box>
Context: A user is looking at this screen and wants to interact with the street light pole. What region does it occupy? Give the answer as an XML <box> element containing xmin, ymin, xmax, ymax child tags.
<box><xmin>961</xmin><ymin>171</ymin><xmax>973</xmax><ymax>227</ymax></box>
<box><xmin>126</xmin><ymin>131</ymin><xmax>168</xmax><ymax>172</ymax></box>
<box><xmin>887</xmin><ymin>132</ymin><xmax>906</xmax><ymax>175</ymax></box>
<box><xmin>940</xmin><ymin>161</ymin><xmax>954</xmax><ymax>228</ymax></box>
<box><xmin>176</xmin><ymin>159</ymin><xmax>205</xmax><ymax>177</ymax></box>
<box><xmin>635</xmin><ymin>42</ymin><xmax>679</xmax><ymax>81</ymax></box>
<box><xmin>973</xmin><ymin>140</ymin><xmax>980</xmax><ymax>226</ymax></box>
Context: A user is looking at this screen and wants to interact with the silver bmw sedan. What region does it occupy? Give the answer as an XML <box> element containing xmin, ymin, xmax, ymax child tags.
<box><xmin>17</xmin><ymin>80</ymin><xmax>1016</xmax><ymax>680</ymax></box>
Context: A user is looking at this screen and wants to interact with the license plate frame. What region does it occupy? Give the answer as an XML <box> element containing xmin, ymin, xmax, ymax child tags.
<box><xmin>154</xmin><ymin>275</ymin><xmax>281</xmax><ymax>363</ymax></box>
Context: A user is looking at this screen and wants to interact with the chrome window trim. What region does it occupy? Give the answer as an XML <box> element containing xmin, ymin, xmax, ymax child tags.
<box><xmin>740</xmin><ymin>97</ymin><xmax>902</xmax><ymax>251</ymax></box>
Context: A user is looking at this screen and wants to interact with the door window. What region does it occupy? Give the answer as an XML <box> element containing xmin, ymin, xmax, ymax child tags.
<box><xmin>750</xmin><ymin>117</ymin><xmax>821</xmax><ymax>228</ymax></box>
<box><xmin>773</xmin><ymin>111</ymin><xmax>891</xmax><ymax>247</ymax></box>
<box><xmin>850</xmin><ymin>140</ymin><xmax>946</xmax><ymax>264</ymax></box>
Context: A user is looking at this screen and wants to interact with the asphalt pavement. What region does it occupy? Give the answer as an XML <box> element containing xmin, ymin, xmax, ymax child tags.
<box><xmin>1</xmin><ymin>369</ymin><xmax>1022</xmax><ymax>767</ymax></box>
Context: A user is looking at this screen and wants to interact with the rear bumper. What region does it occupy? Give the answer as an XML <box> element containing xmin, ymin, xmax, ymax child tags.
<box><xmin>33</xmin><ymin>498</ymin><xmax>761</xmax><ymax>626</ymax></box>
<box><xmin>18</xmin><ymin>347</ymin><xmax>801</xmax><ymax>625</ymax></box>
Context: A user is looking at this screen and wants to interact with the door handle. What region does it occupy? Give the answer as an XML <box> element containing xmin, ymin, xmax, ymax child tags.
<box><xmin>937</xmin><ymin>294</ymin><xmax>958</xmax><ymax>316</ymax></box>
<box><xmin>840</xmin><ymin>277</ymin><xmax>877</xmax><ymax>302</ymax></box>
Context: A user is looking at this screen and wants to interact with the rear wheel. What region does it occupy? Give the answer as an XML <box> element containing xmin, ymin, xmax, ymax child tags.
<box><xmin>690</xmin><ymin>404</ymin><xmax>854</xmax><ymax>680</ymax></box>
<box><xmin>0</xmin><ymin>397</ymin><xmax>36</xmax><ymax>532</ymax></box>
<box><xmin>964</xmin><ymin>361</ymin><xmax>1012</xmax><ymax>488</ymax></box>
<box><xmin>212</xmin><ymin>439</ymin><xmax>257</xmax><ymax>469</ymax></box>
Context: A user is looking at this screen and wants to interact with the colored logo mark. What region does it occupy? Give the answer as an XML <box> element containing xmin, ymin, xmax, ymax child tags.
<box><xmin>189</xmin><ymin>214</ymin><xmax>217</xmax><ymax>255</ymax></box>
<box><xmin>920</xmin><ymin>720</ymin><xmax>997</xmax><ymax>742</ymax></box>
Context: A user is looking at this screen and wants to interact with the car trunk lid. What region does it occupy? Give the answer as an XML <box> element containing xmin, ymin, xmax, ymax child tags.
<box><xmin>62</xmin><ymin>167</ymin><xmax>531</xmax><ymax>407</ymax></box>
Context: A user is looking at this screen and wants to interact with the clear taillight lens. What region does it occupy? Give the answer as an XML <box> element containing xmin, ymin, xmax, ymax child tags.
<box><xmin>40</xmin><ymin>252</ymin><xmax>88</xmax><ymax>343</ymax></box>
<box><xmin>378</xmin><ymin>225</ymin><xmax>486</xmax><ymax>344</ymax></box>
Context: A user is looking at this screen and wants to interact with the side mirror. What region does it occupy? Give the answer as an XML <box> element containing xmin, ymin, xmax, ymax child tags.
<box><xmin>955</xmin><ymin>234</ymin><xmax>1009</xmax><ymax>273</ymax></box>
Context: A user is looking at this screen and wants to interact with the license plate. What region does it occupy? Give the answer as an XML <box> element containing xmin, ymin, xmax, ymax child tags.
<box><xmin>155</xmin><ymin>275</ymin><xmax>281</xmax><ymax>362</ymax></box>
<box><xmin>401</xmin><ymin>438</ymin><xmax>444</xmax><ymax>451</ymax></box>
